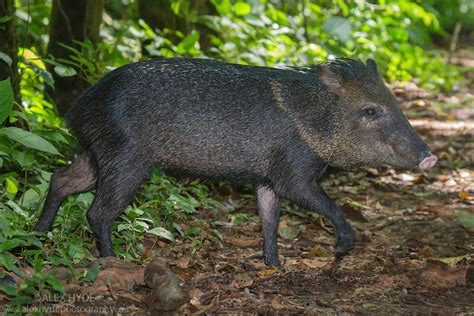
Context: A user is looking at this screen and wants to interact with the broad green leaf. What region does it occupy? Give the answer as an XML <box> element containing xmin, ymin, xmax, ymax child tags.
<box><xmin>147</xmin><ymin>227</ymin><xmax>174</xmax><ymax>242</ymax></box>
<box><xmin>0</xmin><ymin>127</ymin><xmax>61</xmax><ymax>155</ymax></box>
<box><xmin>323</xmin><ymin>16</ymin><xmax>352</xmax><ymax>43</ymax></box>
<box><xmin>0</xmin><ymin>239</ymin><xmax>26</xmax><ymax>252</ymax></box>
<box><xmin>0</xmin><ymin>16</ymin><xmax>12</xmax><ymax>24</ymax></box>
<box><xmin>46</xmin><ymin>276</ymin><xmax>64</xmax><ymax>292</ymax></box>
<box><xmin>6</xmin><ymin>200</ymin><xmax>28</xmax><ymax>218</ymax></box>
<box><xmin>177</xmin><ymin>31</ymin><xmax>200</xmax><ymax>53</ymax></box>
<box><xmin>0</xmin><ymin>78</ymin><xmax>14</xmax><ymax>124</ymax></box>
<box><xmin>54</xmin><ymin>65</ymin><xmax>77</xmax><ymax>77</ymax></box>
<box><xmin>20</xmin><ymin>188</ymin><xmax>40</xmax><ymax>210</ymax></box>
<box><xmin>5</xmin><ymin>177</ymin><xmax>18</xmax><ymax>197</ymax></box>
<box><xmin>0</xmin><ymin>52</ymin><xmax>12</xmax><ymax>66</ymax></box>
<box><xmin>438</xmin><ymin>255</ymin><xmax>469</xmax><ymax>266</ymax></box>
<box><xmin>32</xmin><ymin>68</ymin><xmax>55</xmax><ymax>88</ymax></box>
<box><xmin>234</xmin><ymin>2</ymin><xmax>251</xmax><ymax>16</ymax></box>
<box><xmin>0</xmin><ymin>284</ymin><xmax>18</xmax><ymax>297</ymax></box>
<box><xmin>457</xmin><ymin>211</ymin><xmax>474</xmax><ymax>228</ymax></box>
<box><xmin>11</xmin><ymin>151</ymin><xmax>34</xmax><ymax>167</ymax></box>
<box><xmin>84</xmin><ymin>264</ymin><xmax>100</xmax><ymax>282</ymax></box>
<box><xmin>211</xmin><ymin>0</ymin><xmax>232</xmax><ymax>15</ymax></box>
<box><xmin>0</xmin><ymin>252</ymin><xmax>22</xmax><ymax>276</ymax></box>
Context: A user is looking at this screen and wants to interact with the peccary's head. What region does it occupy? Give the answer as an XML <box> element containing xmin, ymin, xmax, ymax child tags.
<box><xmin>308</xmin><ymin>58</ymin><xmax>437</xmax><ymax>170</ymax></box>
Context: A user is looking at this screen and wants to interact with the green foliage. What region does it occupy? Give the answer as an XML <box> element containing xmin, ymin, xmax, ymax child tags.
<box><xmin>0</xmin><ymin>78</ymin><xmax>14</xmax><ymax>124</ymax></box>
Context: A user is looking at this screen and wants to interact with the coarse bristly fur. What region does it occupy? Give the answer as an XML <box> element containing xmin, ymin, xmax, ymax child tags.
<box><xmin>35</xmin><ymin>58</ymin><xmax>433</xmax><ymax>267</ymax></box>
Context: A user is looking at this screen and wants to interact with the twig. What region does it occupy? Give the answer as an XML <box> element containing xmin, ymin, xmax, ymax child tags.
<box><xmin>106</xmin><ymin>278</ymin><xmax>117</xmax><ymax>301</ymax></box>
<box><xmin>448</xmin><ymin>22</ymin><xmax>462</xmax><ymax>64</ymax></box>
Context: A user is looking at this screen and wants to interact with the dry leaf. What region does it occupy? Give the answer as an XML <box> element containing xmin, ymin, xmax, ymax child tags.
<box><xmin>299</xmin><ymin>259</ymin><xmax>330</xmax><ymax>269</ymax></box>
<box><xmin>271</xmin><ymin>296</ymin><xmax>285</xmax><ymax>310</ymax></box>
<box><xmin>176</xmin><ymin>257</ymin><xmax>192</xmax><ymax>269</ymax></box>
<box><xmin>224</xmin><ymin>236</ymin><xmax>261</xmax><ymax>248</ymax></box>
<box><xmin>307</xmin><ymin>246</ymin><xmax>330</xmax><ymax>259</ymax></box>
<box><xmin>233</xmin><ymin>273</ymin><xmax>254</xmax><ymax>288</ymax></box>
<box><xmin>458</xmin><ymin>191</ymin><xmax>474</xmax><ymax>201</ymax></box>
<box><xmin>259</xmin><ymin>268</ymin><xmax>279</xmax><ymax>276</ymax></box>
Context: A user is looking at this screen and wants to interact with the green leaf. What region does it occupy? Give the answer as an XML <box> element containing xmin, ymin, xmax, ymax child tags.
<box><xmin>0</xmin><ymin>127</ymin><xmax>61</xmax><ymax>155</ymax></box>
<box><xmin>54</xmin><ymin>65</ymin><xmax>77</xmax><ymax>77</ymax></box>
<box><xmin>7</xmin><ymin>200</ymin><xmax>29</xmax><ymax>218</ymax></box>
<box><xmin>323</xmin><ymin>16</ymin><xmax>352</xmax><ymax>43</ymax></box>
<box><xmin>0</xmin><ymin>239</ymin><xmax>26</xmax><ymax>252</ymax></box>
<box><xmin>84</xmin><ymin>264</ymin><xmax>100</xmax><ymax>282</ymax></box>
<box><xmin>11</xmin><ymin>295</ymin><xmax>34</xmax><ymax>306</ymax></box>
<box><xmin>5</xmin><ymin>177</ymin><xmax>18</xmax><ymax>197</ymax></box>
<box><xmin>438</xmin><ymin>255</ymin><xmax>469</xmax><ymax>267</ymax></box>
<box><xmin>177</xmin><ymin>31</ymin><xmax>200</xmax><ymax>53</ymax></box>
<box><xmin>0</xmin><ymin>284</ymin><xmax>18</xmax><ymax>297</ymax></box>
<box><xmin>211</xmin><ymin>0</ymin><xmax>232</xmax><ymax>15</ymax></box>
<box><xmin>147</xmin><ymin>227</ymin><xmax>174</xmax><ymax>242</ymax></box>
<box><xmin>0</xmin><ymin>252</ymin><xmax>22</xmax><ymax>276</ymax></box>
<box><xmin>0</xmin><ymin>52</ymin><xmax>12</xmax><ymax>66</ymax></box>
<box><xmin>457</xmin><ymin>211</ymin><xmax>474</xmax><ymax>228</ymax></box>
<box><xmin>46</xmin><ymin>276</ymin><xmax>64</xmax><ymax>292</ymax></box>
<box><xmin>32</xmin><ymin>68</ymin><xmax>55</xmax><ymax>88</ymax></box>
<box><xmin>21</xmin><ymin>188</ymin><xmax>40</xmax><ymax>210</ymax></box>
<box><xmin>278</xmin><ymin>225</ymin><xmax>301</xmax><ymax>240</ymax></box>
<box><xmin>0</xmin><ymin>16</ymin><xmax>12</xmax><ymax>24</ymax></box>
<box><xmin>234</xmin><ymin>2</ymin><xmax>251</xmax><ymax>16</ymax></box>
<box><xmin>11</xmin><ymin>151</ymin><xmax>34</xmax><ymax>167</ymax></box>
<box><xmin>0</xmin><ymin>78</ymin><xmax>14</xmax><ymax>124</ymax></box>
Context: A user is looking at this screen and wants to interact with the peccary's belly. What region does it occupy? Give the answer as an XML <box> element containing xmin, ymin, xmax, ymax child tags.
<box><xmin>139</xmin><ymin>115</ymin><xmax>273</xmax><ymax>180</ymax></box>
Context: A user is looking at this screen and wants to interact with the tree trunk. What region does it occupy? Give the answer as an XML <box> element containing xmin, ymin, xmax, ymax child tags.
<box><xmin>47</xmin><ymin>0</ymin><xmax>105</xmax><ymax>116</ymax></box>
<box><xmin>138</xmin><ymin>0</ymin><xmax>216</xmax><ymax>55</ymax></box>
<box><xmin>0</xmin><ymin>0</ymin><xmax>20</xmax><ymax>103</ymax></box>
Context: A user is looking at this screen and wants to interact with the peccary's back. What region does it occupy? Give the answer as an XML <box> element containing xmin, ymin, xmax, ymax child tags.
<box><xmin>66</xmin><ymin>58</ymin><xmax>316</xmax><ymax>181</ymax></box>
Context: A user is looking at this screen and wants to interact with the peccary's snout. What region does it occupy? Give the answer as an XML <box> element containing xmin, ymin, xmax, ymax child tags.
<box><xmin>418</xmin><ymin>151</ymin><xmax>438</xmax><ymax>169</ymax></box>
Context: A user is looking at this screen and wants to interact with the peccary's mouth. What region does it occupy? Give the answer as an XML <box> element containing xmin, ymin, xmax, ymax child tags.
<box><xmin>418</xmin><ymin>151</ymin><xmax>438</xmax><ymax>169</ymax></box>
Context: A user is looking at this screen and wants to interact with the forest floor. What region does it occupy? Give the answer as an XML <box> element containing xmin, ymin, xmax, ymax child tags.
<box><xmin>8</xmin><ymin>52</ymin><xmax>474</xmax><ymax>315</ymax></box>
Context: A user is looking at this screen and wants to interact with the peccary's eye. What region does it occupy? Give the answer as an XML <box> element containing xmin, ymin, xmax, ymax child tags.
<box><xmin>365</xmin><ymin>108</ymin><xmax>376</xmax><ymax>116</ymax></box>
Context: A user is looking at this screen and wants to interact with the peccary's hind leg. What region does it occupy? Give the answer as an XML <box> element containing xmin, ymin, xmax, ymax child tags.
<box><xmin>256</xmin><ymin>185</ymin><xmax>282</xmax><ymax>267</ymax></box>
<box><xmin>35</xmin><ymin>152</ymin><xmax>96</xmax><ymax>232</ymax></box>
<box><xmin>86</xmin><ymin>155</ymin><xmax>150</xmax><ymax>257</ymax></box>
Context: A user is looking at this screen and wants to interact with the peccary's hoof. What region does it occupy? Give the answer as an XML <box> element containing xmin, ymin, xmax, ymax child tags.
<box><xmin>335</xmin><ymin>228</ymin><xmax>356</xmax><ymax>260</ymax></box>
<box><xmin>264</xmin><ymin>254</ymin><xmax>282</xmax><ymax>268</ymax></box>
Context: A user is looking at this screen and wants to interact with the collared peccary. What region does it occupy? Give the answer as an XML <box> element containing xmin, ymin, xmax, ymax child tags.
<box><xmin>35</xmin><ymin>58</ymin><xmax>438</xmax><ymax>267</ymax></box>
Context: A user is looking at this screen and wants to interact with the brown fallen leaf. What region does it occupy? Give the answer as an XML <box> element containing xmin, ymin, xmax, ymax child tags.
<box><xmin>224</xmin><ymin>236</ymin><xmax>261</xmax><ymax>248</ymax></box>
<box><xmin>419</xmin><ymin>266</ymin><xmax>466</xmax><ymax>288</ymax></box>
<box><xmin>232</xmin><ymin>273</ymin><xmax>254</xmax><ymax>288</ymax></box>
<box><xmin>84</xmin><ymin>258</ymin><xmax>144</xmax><ymax>294</ymax></box>
<box><xmin>176</xmin><ymin>257</ymin><xmax>192</xmax><ymax>269</ymax></box>
<box><xmin>299</xmin><ymin>259</ymin><xmax>330</xmax><ymax>269</ymax></box>
<box><xmin>378</xmin><ymin>275</ymin><xmax>395</xmax><ymax>287</ymax></box>
<box><xmin>341</xmin><ymin>203</ymin><xmax>368</xmax><ymax>222</ymax></box>
<box><xmin>271</xmin><ymin>296</ymin><xmax>285</xmax><ymax>310</ymax></box>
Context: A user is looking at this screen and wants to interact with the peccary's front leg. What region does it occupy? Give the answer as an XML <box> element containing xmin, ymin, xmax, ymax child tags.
<box><xmin>276</xmin><ymin>182</ymin><xmax>355</xmax><ymax>259</ymax></box>
<box><xmin>256</xmin><ymin>185</ymin><xmax>282</xmax><ymax>267</ymax></box>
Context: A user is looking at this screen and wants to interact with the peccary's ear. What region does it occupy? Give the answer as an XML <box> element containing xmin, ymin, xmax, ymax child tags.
<box><xmin>366</xmin><ymin>58</ymin><xmax>379</xmax><ymax>75</ymax></box>
<box><xmin>320</xmin><ymin>65</ymin><xmax>342</xmax><ymax>93</ymax></box>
